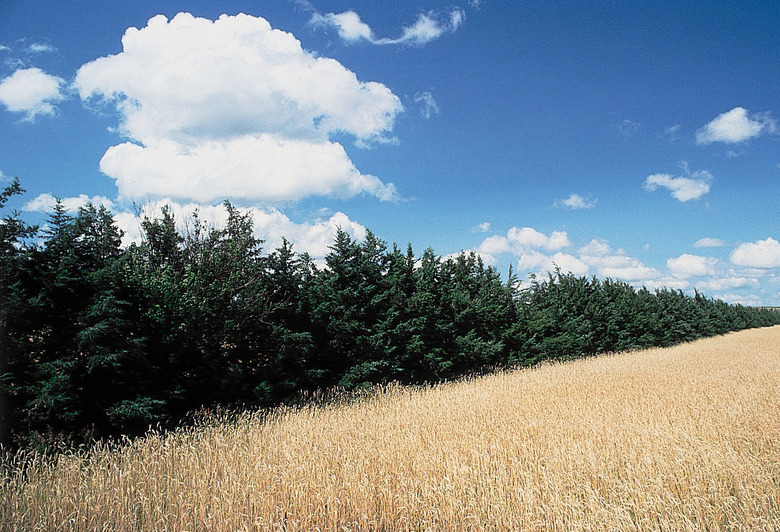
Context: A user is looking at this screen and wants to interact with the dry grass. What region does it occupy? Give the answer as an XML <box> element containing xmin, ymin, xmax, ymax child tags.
<box><xmin>2</xmin><ymin>326</ymin><xmax>780</xmax><ymax>531</ymax></box>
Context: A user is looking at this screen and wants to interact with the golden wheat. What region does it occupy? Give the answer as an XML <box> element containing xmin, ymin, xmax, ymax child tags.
<box><xmin>2</xmin><ymin>326</ymin><xmax>780</xmax><ymax>531</ymax></box>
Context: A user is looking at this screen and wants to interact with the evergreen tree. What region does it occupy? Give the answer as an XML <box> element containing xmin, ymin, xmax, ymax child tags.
<box><xmin>0</xmin><ymin>178</ymin><xmax>38</xmax><ymax>446</ymax></box>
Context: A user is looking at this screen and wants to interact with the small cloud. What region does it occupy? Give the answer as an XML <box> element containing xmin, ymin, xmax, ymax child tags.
<box><xmin>644</xmin><ymin>163</ymin><xmax>712</xmax><ymax>202</ymax></box>
<box><xmin>313</xmin><ymin>8</ymin><xmax>465</xmax><ymax>46</ymax></box>
<box><xmin>665</xmin><ymin>124</ymin><xmax>681</xmax><ymax>135</ymax></box>
<box><xmin>468</xmin><ymin>0</ymin><xmax>483</xmax><ymax>8</ymax></box>
<box><xmin>618</xmin><ymin>119</ymin><xmax>640</xmax><ymax>138</ymax></box>
<box><xmin>693</xmin><ymin>237</ymin><xmax>727</xmax><ymax>248</ymax></box>
<box><xmin>27</xmin><ymin>42</ymin><xmax>56</xmax><ymax>53</ymax></box>
<box><xmin>696</xmin><ymin>106</ymin><xmax>777</xmax><ymax>144</ymax></box>
<box><xmin>413</xmin><ymin>91</ymin><xmax>440</xmax><ymax>119</ymax></box>
<box><xmin>310</xmin><ymin>11</ymin><xmax>373</xmax><ymax>42</ymax></box>
<box><xmin>555</xmin><ymin>193</ymin><xmax>596</xmax><ymax>210</ymax></box>
<box><xmin>730</xmin><ymin>237</ymin><xmax>780</xmax><ymax>269</ymax></box>
<box><xmin>471</xmin><ymin>222</ymin><xmax>490</xmax><ymax>233</ymax></box>
<box><xmin>0</xmin><ymin>67</ymin><xmax>66</xmax><ymax>121</ymax></box>
<box><xmin>667</xmin><ymin>253</ymin><xmax>717</xmax><ymax>278</ymax></box>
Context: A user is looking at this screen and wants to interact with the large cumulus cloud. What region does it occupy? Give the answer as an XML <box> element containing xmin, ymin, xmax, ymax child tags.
<box><xmin>74</xmin><ymin>12</ymin><xmax>403</xmax><ymax>204</ymax></box>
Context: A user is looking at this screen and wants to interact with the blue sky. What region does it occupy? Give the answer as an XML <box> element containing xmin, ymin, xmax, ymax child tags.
<box><xmin>1</xmin><ymin>0</ymin><xmax>779</xmax><ymax>305</ymax></box>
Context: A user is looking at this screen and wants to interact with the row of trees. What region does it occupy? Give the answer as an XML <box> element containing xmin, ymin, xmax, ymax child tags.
<box><xmin>2</xmin><ymin>178</ymin><xmax>779</xmax><ymax>448</ymax></box>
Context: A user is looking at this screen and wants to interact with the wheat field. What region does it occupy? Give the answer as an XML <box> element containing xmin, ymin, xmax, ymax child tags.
<box><xmin>2</xmin><ymin>326</ymin><xmax>780</xmax><ymax>531</ymax></box>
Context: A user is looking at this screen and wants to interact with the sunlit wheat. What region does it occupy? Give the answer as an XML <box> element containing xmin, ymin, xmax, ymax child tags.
<box><xmin>3</xmin><ymin>326</ymin><xmax>780</xmax><ymax>530</ymax></box>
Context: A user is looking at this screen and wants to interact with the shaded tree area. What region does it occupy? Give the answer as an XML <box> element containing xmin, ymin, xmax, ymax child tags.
<box><xmin>2</xmin><ymin>183</ymin><xmax>779</xmax><ymax>448</ymax></box>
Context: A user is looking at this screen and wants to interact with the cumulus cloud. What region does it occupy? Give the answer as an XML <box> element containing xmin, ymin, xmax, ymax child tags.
<box><xmin>644</xmin><ymin>166</ymin><xmax>712</xmax><ymax>202</ymax></box>
<box><xmin>699</xmin><ymin>276</ymin><xmax>760</xmax><ymax>291</ymax></box>
<box><xmin>0</xmin><ymin>67</ymin><xmax>66</xmax><ymax>121</ymax></box>
<box><xmin>730</xmin><ymin>237</ymin><xmax>780</xmax><ymax>269</ymax></box>
<box><xmin>23</xmin><ymin>193</ymin><xmax>115</xmax><ymax>213</ymax></box>
<box><xmin>696</xmin><ymin>107</ymin><xmax>776</xmax><ymax>144</ymax></box>
<box><xmin>666</xmin><ymin>253</ymin><xmax>717</xmax><ymax>278</ymax></box>
<box><xmin>693</xmin><ymin>237</ymin><xmax>727</xmax><ymax>248</ymax></box>
<box><xmin>114</xmin><ymin>199</ymin><xmax>367</xmax><ymax>259</ymax></box>
<box><xmin>579</xmin><ymin>239</ymin><xmax>659</xmax><ymax>281</ymax></box>
<box><xmin>74</xmin><ymin>13</ymin><xmax>403</xmax><ymax>204</ymax></box>
<box><xmin>312</xmin><ymin>8</ymin><xmax>465</xmax><ymax>46</ymax></box>
<box><xmin>478</xmin><ymin>226</ymin><xmax>570</xmax><ymax>257</ymax></box>
<box><xmin>517</xmin><ymin>250</ymin><xmax>589</xmax><ymax>277</ymax></box>
<box><xmin>555</xmin><ymin>193</ymin><xmax>596</xmax><ymax>209</ymax></box>
<box><xmin>471</xmin><ymin>222</ymin><xmax>491</xmax><ymax>233</ymax></box>
<box><xmin>98</xmin><ymin>136</ymin><xmax>397</xmax><ymax>203</ymax></box>
<box><xmin>414</xmin><ymin>91</ymin><xmax>440</xmax><ymax>119</ymax></box>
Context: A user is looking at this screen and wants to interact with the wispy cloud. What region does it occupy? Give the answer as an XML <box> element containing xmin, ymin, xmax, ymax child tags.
<box><xmin>693</xmin><ymin>237</ymin><xmax>726</xmax><ymax>248</ymax></box>
<box><xmin>311</xmin><ymin>8</ymin><xmax>465</xmax><ymax>46</ymax></box>
<box><xmin>471</xmin><ymin>222</ymin><xmax>491</xmax><ymax>233</ymax></box>
<box><xmin>555</xmin><ymin>193</ymin><xmax>596</xmax><ymax>210</ymax></box>
<box><xmin>26</xmin><ymin>42</ymin><xmax>56</xmax><ymax>53</ymax></box>
<box><xmin>618</xmin><ymin>119</ymin><xmax>640</xmax><ymax>138</ymax></box>
<box><xmin>414</xmin><ymin>91</ymin><xmax>440</xmax><ymax>119</ymax></box>
<box><xmin>696</xmin><ymin>106</ymin><xmax>776</xmax><ymax>144</ymax></box>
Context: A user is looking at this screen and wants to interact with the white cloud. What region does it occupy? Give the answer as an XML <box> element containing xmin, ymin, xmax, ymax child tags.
<box><xmin>642</xmin><ymin>277</ymin><xmax>690</xmax><ymax>291</ymax></box>
<box><xmin>644</xmin><ymin>167</ymin><xmax>712</xmax><ymax>202</ymax></box>
<box><xmin>618</xmin><ymin>119</ymin><xmax>640</xmax><ymax>138</ymax></box>
<box><xmin>579</xmin><ymin>239</ymin><xmax>659</xmax><ymax>281</ymax></box>
<box><xmin>471</xmin><ymin>222</ymin><xmax>491</xmax><ymax>233</ymax></box>
<box><xmin>556</xmin><ymin>193</ymin><xmax>596</xmax><ymax>209</ymax></box>
<box><xmin>479</xmin><ymin>226</ymin><xmax>570</xmax><ymax>256</ymax></box>
<box><xmin>414</xmin><ymin>91</ymin><xmax>440</xmax><ymax>119</ymax></box>
<box><xmin>74</xmin><ymin>13</ymin><xmax>403</xmax><ymax>204</ymax></box>
<box><xmin>115</xmin><ymin>199</ymin><xmax>367</xmax><ymax>259</ymax></box>
<box><xmin>0</xmin><ymin>67</ymin><xmax>66</xmax><ymax>121</ymax></box>
<box><xmin>517</xmin><ymin>251</ymin><xmax>589</xmax><ymax>277</ymax></box>
<box><xmin>313</xmin><ymin>8</ymin><xmax>465</xmax><ymax>46</ymax></box>
<box><xmin>666</xmin><ymin>253</ymin><xmax>717</xmax><ymax>278</ymax></box>
<box><xmin>693</xmin><ymin>237</ymin><xmax>727</xmax><ymax>248</ymax></box>
<box><xmin>311</xmin><ymin>11</ymin><xmax>373</xmax><ymax>42</ymax></box>
<box><xmin>713</xmin><ymin>292</ymin><xmax>765</xmax><ymax>306</ymax></box>
<box><xmin>696</xmin><ymin>107</ymin><xmax>776</xmax><ymax>144</ymax></box>
<box><xmin>730</xmin><ymin>238</ymin><xmax>780</xmax><ymax>269</ymax></box>
<box><xmin>98</xmin><ymin>136</ymin><xmax>397</xmax><ymax>203</ymax></box>
<box><xmin>23</xmin><ymin>193</ymin><xmax>115</xmax><ymax>213</ymax></box>
<box><xmin>476</xmin><ymin>226</ymin><xmax>570</xmax><ymax>270</ymax></box>
<box><xmin>699</xmin><ymin>276</ymin><xmax>760</xmax><ymax>291</ymax></box>
<box><xmin>27</xmin><ymin>42</ymin><xmax>56</xmax><ymax>53</ymax></box>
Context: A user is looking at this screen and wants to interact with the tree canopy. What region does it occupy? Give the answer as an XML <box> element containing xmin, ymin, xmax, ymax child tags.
<box><xmin>2</xmin><ymin>182</ymin><xmax>778</xmax><ymax>448</ymax></box>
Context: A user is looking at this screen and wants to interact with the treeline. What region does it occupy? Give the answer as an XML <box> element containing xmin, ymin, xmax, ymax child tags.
<box><xmin>2</xmin><ymin>178</ymin><xmax>779</xmax><ymax>448</ymax></box>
